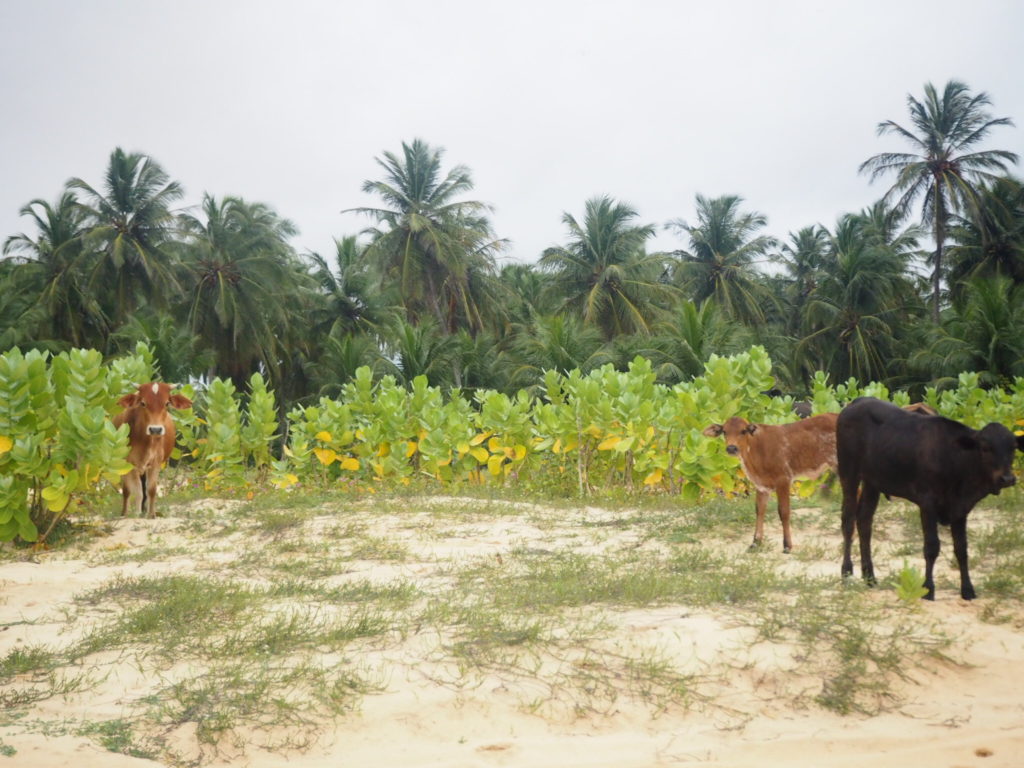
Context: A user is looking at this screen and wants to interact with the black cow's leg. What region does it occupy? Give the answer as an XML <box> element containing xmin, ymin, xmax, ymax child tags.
<box><xmin>950</xmin><ymin>516</ymin><xmax>975</xmax><ymax>600</ymax></box>
<box><xmin>920</xmin><ymin>509</ymin><xmax>940</xmax><ymax>600</ymax></box>
<box><xmin>840</xmin><ymin>479</ymin><xmax>859</xmax><ymax>578</ymax></box>
<box><xmin>856</xmin><ymin>486</ymin><xmax>881</xmax><ymax>586</ymax></box>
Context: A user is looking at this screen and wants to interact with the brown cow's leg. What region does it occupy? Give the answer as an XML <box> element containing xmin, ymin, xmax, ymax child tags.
<box><xmin>949</xmin><ymin>516</ymin><xmax>975</xmax><ymax>601</ymax></box>
<box><xmin>120</xmin><ymin>481</ymin><xmax>130</xmax><ymax>517</ymax></box>
<box><xmin>123</xmin><ymin>470</ymin><xmax>144</xmax><ymax>516</ymax></box>
<box><xmin>750</xmin><ymin>489</ymin><xmax>768</xmax><ymax>550</ymax></box>
<box><xmin>144</xmin><ymin>466</ymin><xmax>160</xmax><ymax>518</ymax></box>
<box><xmin>775</xmin><ymin>482</ymin><xmax>792</xmax><ymax>553</ymax></box>
<box><xmin>856</xmin><ymin>486</ymin><xmax>880</xmax><ymax>585</ymax></box>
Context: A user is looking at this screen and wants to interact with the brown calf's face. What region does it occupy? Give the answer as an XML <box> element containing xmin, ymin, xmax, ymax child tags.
<box><xmin>118</xmin><ymin>382</ymin><xmax>192</xmax><ymax>435</ymax></box>
<box><xmin>702</xmin><ymin>417</ymin><xmax>758</xmax><ymax>457</ymax></box>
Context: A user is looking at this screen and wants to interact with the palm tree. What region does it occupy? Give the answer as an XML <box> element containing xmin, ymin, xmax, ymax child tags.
<box><xmin>946</xmin><ymin>175</ymin><xmax>1024</xmax><ymax>292</ymax></box>
<box><xmin>68</xmin><ymin>148</ymin><xmax>184</xmax><ymax>326</ymax></box>
<box><xmin>797</xmin><ymin>210</ymin><xmax>923</xmax><ymax>383</ymax></box>
<box><xmin>913</xmin><ymin>276</ymin><xmax>1024</xmax><ymax>387</ymax></box>
<box><xmin>346</xmin><ymin>139</ymin><xmax>505</xmax><ymax>335</ymax></box>
<box><xmin>648</xmin><ymin>299</ymin><xmax>751</xmax><ymax>383</ymax></box>
<box><xmin>859</xmin><ymin>80</ymin><xmax>1018</xmax><ymax>322</ymax></box>
<box><xmin>508</xmin><ymin>314</ymin><xmax>607</xmax><ymax>389</ymax></box>
<box><xmin>775</xmin><ymin>225</ymin><xmax>830</xmax><ymax>336</ymax></box>
<box><xmin>666</xmin><ymin>194</ymin><xmax>778</xmax><ymax>326</ymax></box>
<box><xmin>305</xmin><ymin>235</ymin><xmax>395</xmax><ymax>337</ymax></box>
<box><xmin>3</xmin><ymin>191</ymin><xmax>106</xmax><ymax>348</ymax></box>
<box><xmin>540</xmin><ymin>195</ymin><xmax>673</xmax><ymax>339</ymax></box>
<box><xmin>179</xmin><ymin>194</ymin><xmax>310</xmax><ymax>390</ymax></box>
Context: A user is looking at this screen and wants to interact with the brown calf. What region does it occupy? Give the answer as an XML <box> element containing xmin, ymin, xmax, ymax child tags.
<box><xmin>112</xmin><ymin>382</ymin><xmax>192</xmax><ymax>517</ymax></box>
<box><xmin>703</xmin><ymin>413</ymin><xmax>838</xmax><ymax>552</ymax></box>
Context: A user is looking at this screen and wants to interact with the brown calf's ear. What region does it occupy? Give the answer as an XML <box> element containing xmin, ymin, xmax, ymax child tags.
<box><xmin>169</xmin><ymin>394</ymin><xmax>193</xmax><ymax>410</ymax></box>
<box><xmin>702</xmin><ymin>424</ymin><xmax>724</xmax><ymax>438</ymax></box>
<box><xmin>117</xmin><ymin>393</ymin><xmax>141</xmax><ymax>408</ymax></box>
<box><xmin>742</xmin><ymin>423</ymin><xmax>758</xmax><ymax>435</ymax></box>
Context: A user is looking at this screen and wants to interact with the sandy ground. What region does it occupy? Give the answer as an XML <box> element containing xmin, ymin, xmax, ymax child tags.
<box><xmin>1</xmin><ymin>496</ymin><xmax>1023</xmax><ymax>768</ymax></box>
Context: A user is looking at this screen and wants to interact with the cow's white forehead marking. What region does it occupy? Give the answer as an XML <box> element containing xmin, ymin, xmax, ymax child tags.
<box><xmin>151</xmin><ymin>383</ymin><xmax>159</xmax><ymax>395</ymax></box>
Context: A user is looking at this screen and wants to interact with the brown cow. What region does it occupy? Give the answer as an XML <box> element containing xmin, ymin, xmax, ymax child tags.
<box><xmin>703</xmin><ymin>413</ymin><xmax>839</xmax><ymax>553</ymax></box>
<box><xmin>112</xmin><ymin>382</ymin><xmax>192</xmax><ymax>517</ymax></box>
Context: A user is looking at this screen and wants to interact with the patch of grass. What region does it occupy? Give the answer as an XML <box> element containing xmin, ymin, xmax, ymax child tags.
<box><xmin>77</xmin><ymin>718</ymin><xmax>159</xmax><ymax>760</ymax></box>
<box><xmin>348</xmin><ymin>535</ymin><xmax>409</xmax><ymax>562</ymax></box>
<box><xmin>0</xmin><ymin>646</ymin><xmax>61</xmax><ymax>682</ymax></box>
<box><xmin>150</xmin><ymin>658</ymin><xmax>375</xmax><ymax>754</ymax></box>
<box><xmin>753</xmin><ymin>589</ymin><xmax>955</xmax><ymax>715</ymax></box>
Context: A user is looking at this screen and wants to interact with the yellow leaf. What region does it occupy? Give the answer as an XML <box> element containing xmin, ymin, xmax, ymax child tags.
<box><xmin>339</xmin><ymin>457</ymin><xmax>360</xmax><ymax>471</ymax></box>
<box><xmin>514</xmin><ymin>445</ymin><xmax>527</xmax><ymax>460</ymax></box>
<box><xmin>378</xmin><ymin>443</ymin><xmax>391</xmax><ymax>457</ymax></box>
<box><xmin>598</xmin><ymin>436</ymin><xmax>621</xmax><ymax>451</ymax></box>
<box><xmin>287</xmin><ymin>473</ymin><xmax>299</xmax><ymax>484</ymax></box>
<box><xmin>206</xmin><ymin>467</ymin><xmax>223</xmax><ymax>479</ymax></box>
<box><xmin>406</xmin><ymin>441</ymin><xmax>418</xmax><ymax>458</ymax></box>
<box><xmin>438</xmin><ymin>457</ymin><xmax>451</xmax><ymax>466</ymax></box>
<box><xmin>487</xmin><ymin>436</ymin><xmax>504</xmax><ymax>453</ymax></box>
<box><xmin>470</xmin><ymin>432</ymin><xmax>492</xmax><ymax>446</ymax></box>
<box><xmin>315</xmin><ymin>430</ymin><xmax>333</xmax><ymax>442</ymax></box>
<box><xmin>355</xmin><ymin>429</ymin><xmax>365</xmax><ymax>440</ymax></box>
<box><xmin>195</xmin><ymin>416</ymin><xmax>208</xmax><ymax>425</ymax></box>
<box><xmin>586</xmin><ymin>424</ymin><xmax>603</xmax><ymax>438</ymax></box>
<box><xmin>418</xmin><ymin>428</ymin><xmax>428</xmax><ymax>441</ymax></box>
<box><xmin>457</xmin><ymin>441</ymin><xmax>470</xmax><ymax>456</ymax></box>
<box><xmin>372</xmin><ymin>462</ymin><xmax>384</xmax><ymax>477</ymax></box>
<box><xmin>487</xmin><ymin>455</ymin><xmax>505</xmax><ymax>475</ymax></box>
<box><xmin>314</xmin><ymin>447</ymin><xmax>337</xmax><ymax>465</ymax></box>
<box><xmin>470</xmin><ymin>446</ymin><xmax>489</xmax><ymax>463</ymax></box>
<box><xmin>552</xmin><ymin>438</ymin><xmax>562</xmax><ymax>454</ymax></box>
<box><xmin>0</xmin><ymin>435</ymin><xmax>12</xmax><ymax>454</ymax></box>
<box><xmin>246</xmin><ymin>490</ymin><xmax>254</xmax><ymax>500</ymax></box>
<box><xmin>644</xmin><ymin>468</ymin><xmax>663</xmax><ymax>486</ymax></box>
<box><xmin>283</xmin><ymin>444</ymin><xmax>294</xmax><ymax>457</ymax></box>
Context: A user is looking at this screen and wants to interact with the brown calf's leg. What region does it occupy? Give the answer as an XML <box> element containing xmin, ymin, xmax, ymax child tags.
<box><xmin>775</xmin><ymin>482</ymin><xmax>793</xmax><ymax>553</ymax></box>
<box><xmin>750</xmin><ymin>489</ymin><xmax>769</xmax><ymax>550</ymax></box>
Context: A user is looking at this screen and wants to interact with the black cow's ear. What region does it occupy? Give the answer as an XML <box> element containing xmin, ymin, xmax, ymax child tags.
<box><xmin>956</xmin><ymin>435</ymin><xmax>979</xmax><ymax>451</ymax></box>
<box><xmin>702</xmin><ymin>424</ymin><xmax>723</xmax><ymax>438</ymax></box>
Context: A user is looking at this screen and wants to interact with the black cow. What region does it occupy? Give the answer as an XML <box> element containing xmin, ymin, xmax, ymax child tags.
<box><xmin>837</xmin><ymin>397</ymin><xmax>1023</xmax><ymax>600</ymax></box>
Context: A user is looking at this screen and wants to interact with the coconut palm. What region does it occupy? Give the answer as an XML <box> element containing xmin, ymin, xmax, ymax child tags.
<box><xmin>3</xmin><ymin>191</ymin><xmax>106</xmax><ymax>348</ymax></box>
<box><xmin>540</xmin><ymin>195</ymin><xmax>673</xmax><ymax>340</ymax></box>
<box><xmin>305</xmin><ymin>235</ymin><xmax>395</xmax><ymax>337</ymax></box>
<box><xmin>68</xmin><ymin>148</ymin><xmax>184</xmax><ymax>326</ymax></box>
<box><xmin>797</xmin><ymin>210</ymin><xmax>923</xmax><ymax>383</ymax></box>
<box><xmin>346</xmin><ymin>139</ymin><xmax>505</xmax><ymax>335</ymax></box>
<box><xmin>947</xmin><ymin>175</ymin><xmax>1024</xmax><ymax>292</ymax></box>
<box><xmin>775</xmin><ymin>225</ymin><xmax>831</xmax><ymax>336</ymax></box>
<box><xmin>666</xmin><ymin>194</ymin><xmax>778</xmax><ymax>326</ymax></box>
<box><xmin>859</xmin><ymin>80</ymin><xmax>1018</xmax><ymax>322</ymax></box>
<box><xmin>913</xmin><ymin>276</ymin><xmax>1024</xmax><ymax>387</ymax></box>
<box><xmin>508</xmin><ymin>314</ymin><xmax>607</xmax><ymax>389</ymax></box>
<box><xmin>648</xmin><ymin>299</ymin><xmax>751</xmax><ymax>383</ymax></box>
<box><xmin>179</xmin><ymin>194</ymin><xmax>310</xmax><ymax>390</ymax></box>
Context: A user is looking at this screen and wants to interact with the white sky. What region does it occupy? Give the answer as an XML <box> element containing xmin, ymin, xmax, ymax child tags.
<box><xmin>1</xmin><ymin>0</ymin><xmax>1022</xmax><ymax>267</ymax></box>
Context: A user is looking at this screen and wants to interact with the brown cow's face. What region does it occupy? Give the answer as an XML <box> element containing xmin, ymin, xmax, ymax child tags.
<box><xmin>703</xmin><ymin>417</ymin><xmax>757</xmax><ymax>456</ymax></box>
<box><xmin>118</xmin><ymin>383</ymin><xmax>192</xmax><ymax>437</ymax></box>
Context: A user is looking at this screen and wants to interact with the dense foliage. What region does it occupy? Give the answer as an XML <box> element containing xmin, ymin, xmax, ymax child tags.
<box><xmin>1</xmin><ymin>80</ymin><xmax>1022</xmax><ymax>407</ymax></box>
<box><xmin>3</xmin><ymin>343</ymin><xmax>1022</xmax><ymax>545</ymax></box>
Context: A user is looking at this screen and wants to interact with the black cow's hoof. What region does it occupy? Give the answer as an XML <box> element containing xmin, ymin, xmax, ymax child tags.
<box><xmin>961</xmin><ymin>587</ymin><xmax>976</xmax><ymax>601</ymax></box>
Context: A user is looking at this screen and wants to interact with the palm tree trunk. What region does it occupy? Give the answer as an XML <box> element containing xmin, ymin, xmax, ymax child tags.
<box><xmin>932</xmin><ymin>186</ymin><xmax>946</xmax><ymax>324</ymax></box>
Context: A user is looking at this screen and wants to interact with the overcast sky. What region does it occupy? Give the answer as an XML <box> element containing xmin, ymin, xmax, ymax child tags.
<box><xmin>2</xmin><ymin>0</ymin><xmax>1022</xmax><ymax>267</ymax></box>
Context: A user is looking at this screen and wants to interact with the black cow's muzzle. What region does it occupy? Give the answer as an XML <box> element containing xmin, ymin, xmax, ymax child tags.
<box><xmin>1000</xmin><ymin>472</ymin><xmax>1016</xmax><ymax>488</ymax></box>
